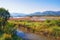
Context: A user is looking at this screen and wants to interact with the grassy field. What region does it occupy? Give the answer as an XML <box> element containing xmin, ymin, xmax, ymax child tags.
<box><xmin>0</xmin><ymin>16</ymin><xmax>60</xmax><ymax>40</ymax></box>
<box><xmin>8</xmin><ymin>17</ymin><xmax>60</xmax><ymax>40</ymax></box>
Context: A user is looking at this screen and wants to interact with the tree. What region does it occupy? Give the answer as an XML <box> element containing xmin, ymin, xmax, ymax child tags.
<box><xmin>0</xmin><ymin>8</ymin><xmax>22</xmax><ymax>40</ymax></box>
<box><xmin>0</xmin><ymin>8</ymin><xmax>10</xmax><ymax>31</ymax></box>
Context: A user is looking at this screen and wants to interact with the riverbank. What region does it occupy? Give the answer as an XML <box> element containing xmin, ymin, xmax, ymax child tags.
<box><xmin>8</xmin><ymin>19</ymin><xmax>60</xmax><ymax>40</ymax></box>
<box><xmin>16</xmin><ymin>29</ymin><xmax>48</xmax><ymax>40</ymax></box>
<box><xmin>17</xmin><ymin>28</ymin><xmax>58</xmax><ymax>40</ymax></box>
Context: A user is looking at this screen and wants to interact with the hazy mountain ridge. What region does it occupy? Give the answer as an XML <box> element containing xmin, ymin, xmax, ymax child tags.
<box><xmin>10</xmin><ymin>13</ymin><xmax>27</xmax><ymax>17</ymax></box>
<box><xmin>10</xmin><ymin>11</ymin><xmax>60</xmax><ymax>17</ymax></box>
<box><xmin>28</xmin><ymin>11</ymin><xmax>60</xmax><ymax>16</ymax></box>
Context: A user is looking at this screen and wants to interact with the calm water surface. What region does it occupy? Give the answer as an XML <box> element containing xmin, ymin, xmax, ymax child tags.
<box><xmin>16</xmin><ymin>29</ymin><xmax>47</xmax><ymax>40</ymax></box>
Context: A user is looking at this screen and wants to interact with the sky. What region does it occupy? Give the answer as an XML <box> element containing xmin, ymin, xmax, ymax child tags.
<box><xmin>0</xmin><ymin>0</ymin><xmax>60</xmax><ymax>14</ymax></box>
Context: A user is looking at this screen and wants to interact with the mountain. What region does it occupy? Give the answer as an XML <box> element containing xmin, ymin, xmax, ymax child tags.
<box><xmin>28</xmin><ymin>11</ymin><xmax>60</xmax><ymax>16</ymax></box>
<box><xmin>42</xmin><ymin>11</ymin><xmax>56</xmax><ymax>16</ymax></box>
<box><xmin>10</xmin><ymin>13</ymin><xmax>27</xmax><ymax>17</ymax></box>
<box><xmin>29</xmin><ymin>12</ymin><xmax>42</xmax><ymax>16</ymax></box>
<box><xmin>10</xmin><ymin>11</ymin><xmax>60</xmax><ymax>17</ymax></box>
<box><xmin>56</xmin><ymin>11</ymin><xmax>60</xmax><ymax>16</ymax></box>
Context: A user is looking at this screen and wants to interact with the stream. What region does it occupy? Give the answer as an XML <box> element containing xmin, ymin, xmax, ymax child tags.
<box><xmin>15</xmin><ymin>29</ymin><xmax>47</xmax><ymax>40</ymax></box>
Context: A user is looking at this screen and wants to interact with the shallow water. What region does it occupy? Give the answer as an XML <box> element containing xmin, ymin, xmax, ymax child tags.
<box><xmin>16</xmin><ymin>29</ymin><xmax>47</xmax><ymax>40</ymax></box>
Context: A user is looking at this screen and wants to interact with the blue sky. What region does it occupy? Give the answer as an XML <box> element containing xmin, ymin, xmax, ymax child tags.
<box><xmin>0</xmin><ymin>0</ymin><xmax>60</xmax><ymax>14</ymax></box>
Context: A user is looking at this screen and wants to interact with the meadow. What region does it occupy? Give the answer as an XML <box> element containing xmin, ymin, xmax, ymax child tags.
<box><xmin>0</xmin><ymin>16</ymin><xmax>60</xmax><ymax>40</ymax></box>
<box><xmin>8</xmin><ymin>17</ymin><xmax>60</xmax><ymax>40</ymax></box>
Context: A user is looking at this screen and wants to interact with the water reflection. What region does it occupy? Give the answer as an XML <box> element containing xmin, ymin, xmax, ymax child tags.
<box><xmin>16</xmin><ymin>29</ymin><xmax>25</xmax><ymax>38</ymax></box>
<box><xmin>16</xmin><ymin>29</ymin><xmax>47</xmax><ymax>40</ymax></box>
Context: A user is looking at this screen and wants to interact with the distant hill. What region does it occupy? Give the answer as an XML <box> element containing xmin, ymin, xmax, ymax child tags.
<box><xmin>10</xmin><ymin>11</ymin><xmax>60</xmax><ymax>17</ymax></box>
<box><xmin>10</xmin><ymin>13</ymin><xmax>27</xmax><ymax>17</ymax></box>
<box><xmin>28</xmin><ymin>11</ymin><xmax>60</xmax><ymax>16</ymax></box>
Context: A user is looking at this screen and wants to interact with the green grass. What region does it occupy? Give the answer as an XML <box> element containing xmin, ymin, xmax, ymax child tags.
<box><xmin>8</xmin><ymin>19</ymin><xmax>60</xmax><ymax>39</ymax></box>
